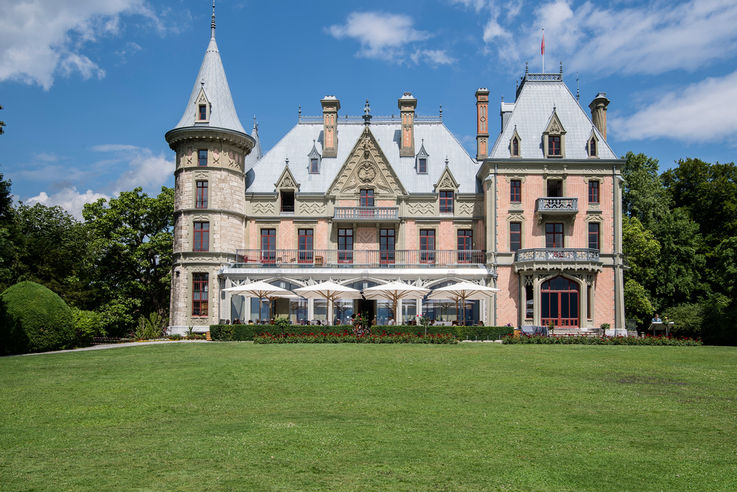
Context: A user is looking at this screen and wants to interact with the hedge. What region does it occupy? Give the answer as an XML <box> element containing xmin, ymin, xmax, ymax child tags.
<box><xmin>210</xmin><ymin>324</ymin><xmax>513</xmax><ymax>341</ymax></box>
<box><xmin>254</xmin><ymin>332</ymin><xmax>458</xmax><ymax>344</ymax></box>
<box><xmin>502</xmin><ymin>335</ymin><xmax>702</xmax><ymax>346</ymax></box>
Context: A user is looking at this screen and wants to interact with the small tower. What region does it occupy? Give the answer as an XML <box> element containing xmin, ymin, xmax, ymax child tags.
<box><xmin>475</xmin><ymin>88</ymin><xmax>490</xmax><ymax>160</ymax></box>
<box><xmin>320</xmin><ymin>96</ymin><xmax>340</xmax><ymax>158</ymax></box>
<box><xmin>164</xmin><ymin>6</ymin><xmax>254</xmax><ymax>332</ymax></box>
<box><xmin>398</xmin><ymin>92</ymin><xmax>417</xmax><ymax>157</ymax></box>
<box><xmin>589</xmin><ymin>92</ymin><xmax>610</xmax><ymax>140</ymax></box>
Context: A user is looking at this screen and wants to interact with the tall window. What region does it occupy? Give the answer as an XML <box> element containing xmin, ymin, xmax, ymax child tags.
<box><xmin>195</xmin><ymin>180</ymin><xmax>208</xmax><ymax>209</ymax></box>
<box><xmin>260</xmin><ymin>228</ymin><xmax>276</xmax><ymax>264</ymax></box>
<box><xmin>360</xmin><ymin>189</ymin><xmax>374</xmax><ymax>207</ymax></box>
<box><xmin>193</xmin><ymin>221</ymin><xmax>209</xmax><ymax>251</ymax></box>
<box><xmin>548</xmin><ymin>135</ymin><xmax>561</xmax><ymax>156</ymax></box>
<box><xmin>280</xmin><ymin>190</ymin><xmax>295</xmax><ymax>213</ymax></box>
<box><xmin>380</xmin><ymin>228</ymin><xmax>395</xmax><ymax>265</ymax></box>
<box><xmin>420</xmin><ymin>229</ymin><xmax>436</xmax><ymax>263</ymax></box>
<box><xmin>589</xmin><ymin>137</ymin><xmax>597</xmax><ymax>157</ymax></box>
<box><xmin>309</xmin><ymin>158</ymin><xmax>319</xmax><ymax>174</ymax></box>
<box><xmin>439</xmin><ymin>190</ymin><xmax>454</xmax><ymax>214</ymax></box>
<box><xmin>298</xmin><ymin>228</ymin><xmax>313</xmax><ymax>263</ymax></box>
<box><xmin>588</xmin><ymin>180</ymin><xmax>600</xmax><ymax>204</ymax></box>
<box><xmin>510</xmin><ymin>222</ymin><xmax>521</xmax><ymax>251</ymax></box>
<box><xmin>588</xmin><ymin>222</ymin><xmax>600</xmax><ymax>250</ymax></box>
<box><xmin>418</xmin><ymin>157</ymin><xmax>427</xmax><ymax>173</ymax></box>
<box><xmin>457</xmin><ymin>229</ymin><xmax>473</xmax><ymax>263</ymax></box>
<box><xmin>192</xmin><ymin>273</ymin><xmax>208</xmax><ymax>316</ymax></box>
<box><xmin>511</xmin><ymin>136</ymin><xmax>520</xmax><ymax>157</ymax></box>
<box><xmin>338</xmin><ymin>228</ymin><xmax>353</xmax><ymax>263</ymax></box>
<box><xmin>198</xmin><ymin>149</ymin><xmax>208</xmax><ymax>167</ymax></box>
<box><xmin>510</xmin><ymin>179</ymin><xmax>522</xmax><ymax>202</ymax></box>
<box><xmin>545</xmin><ymin>223</ymin><xmax>564</xmax><ymax>248</ymax></box>
<box><xmin>198</xmin><ymin>104</ymin><xmax>207</xmax><ymax>121</ymax></box>
<box><xmin>547</xmin><ymin>179</ymin><xmax>563</xmax><ymax>197</ymax></box>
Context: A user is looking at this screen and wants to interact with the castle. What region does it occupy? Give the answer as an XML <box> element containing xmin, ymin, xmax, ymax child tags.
<box><xmin>165</xmin><ymin>13</ymin><xmax>625</xmax><ymax>333</ymax></box>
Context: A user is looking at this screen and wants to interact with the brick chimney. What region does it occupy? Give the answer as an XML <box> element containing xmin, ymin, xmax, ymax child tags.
<box><xmin>589</xmin><ymin>92</ymin><xmax>610</xmax><ymax>140</ymax></box>
<box><xmin>398</xmin><ymin>92</ymin><xmax>417</xmax><ymax>157</ymax></box>
<box><xmin>321</xmin><ymin>95</ymin><xmax>340</xmax><ymax>157</ymax></box>
<box><xmin>475</xmin><ymin>88</ymin><xmax>490</xmax><ymax>160</ymax></box>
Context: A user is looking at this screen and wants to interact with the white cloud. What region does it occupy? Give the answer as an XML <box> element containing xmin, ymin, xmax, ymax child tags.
<box><xmin>26</xmin><ymin>188</ymin><xmax>109</xmax><ymax>219</ymax></box>
<box><xmin>610</xmin><ymin>69</ymin><xmax>737</xmax><ymax>143</ymax></box>
<box><xmin>0</xmin><ymin>0</ymin><xmax>162</xmax><ymax>90</ymax></box>
<box><xmin>91</xmin><ymin>144</ymin><xmax>174</xmax><ymax>192</ymax></box>
<box><xmin>410</xmin><ymin>49</ymin><xmax>455</xmax><ymax>66</ymax></box>
<box><xmin>327</xmin><ymin>11</ymin><xmax>432</xmax><ymax>62</ymax></box>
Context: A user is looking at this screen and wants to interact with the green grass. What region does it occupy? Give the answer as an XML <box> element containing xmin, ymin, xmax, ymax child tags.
<box><xmin>1</xmin><ymin>344</ymin><xmax>736</xmax><ymax>491</ymax></box>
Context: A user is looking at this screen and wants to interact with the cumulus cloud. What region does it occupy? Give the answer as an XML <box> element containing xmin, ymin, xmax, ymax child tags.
<box><xmin>0</xmin><ymin>0</ymin><xmax>162</xmax><ymax>90</ymax></box>
<box><xmin>610</xmin><ymin>69</ymin><xmax>737</xmax><ymax>143</ymax></box>
<box><xmin>26</xmin><ymin>188</ymin><xmax>109</xmax><ymax>219</ymax></box>
<box><xmin>327</xmin><ymin>11</ymin><xmax>449</xmax><ymax>65</ymax></box>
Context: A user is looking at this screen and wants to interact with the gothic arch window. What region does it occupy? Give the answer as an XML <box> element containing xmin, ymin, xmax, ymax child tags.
<box><xmin>416</xmin><ymin>140</ymin><xmax>429</xmax><ymax>174</ymax></box>
<box><xmin>308</xmin><ymin>140</ymin><xmax>321</xmax><ymax>174</ymax></box>
<box><xmin>587</xmin><ymin>129</ymin><xmax>599</xmax><ymax>158</ymax></box>
<box><xmin>510</xmin><ymin>127</ymin><xmax>522</xmax><ymax>158</ymax></box>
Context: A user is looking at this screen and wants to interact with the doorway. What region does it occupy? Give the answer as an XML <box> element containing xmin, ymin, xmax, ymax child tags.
<box><xmin>541</xmin><ymin>276</ymin><xmax>579</xmax><ymax>327</ymax></box>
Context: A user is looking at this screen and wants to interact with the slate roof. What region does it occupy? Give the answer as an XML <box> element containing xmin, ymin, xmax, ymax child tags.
<box><xmin>173</xmin><ymin>34</ymin><xmax>246</xmax><ymax>134</ymax></box>
<box><xmin>489</xmin><ymin>75</ymin><xmax>617</xmax><ymax>160</ymax></box>
<box><xmin>247</xmin><ymin>119</ymin><xmax>480</xmax><ymax>194</ymax></box>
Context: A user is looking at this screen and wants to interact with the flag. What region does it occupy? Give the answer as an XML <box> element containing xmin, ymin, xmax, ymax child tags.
<box><xmin>541</xmin><ymin>31</ymin><xmax>545</xmax><ymax>55</ymax></box>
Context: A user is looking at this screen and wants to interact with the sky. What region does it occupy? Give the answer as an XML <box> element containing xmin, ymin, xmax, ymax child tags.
<box><xmin>1</xmin><ymin>0</ymin><xmax>736</xmax><ymax>218</ymax></box>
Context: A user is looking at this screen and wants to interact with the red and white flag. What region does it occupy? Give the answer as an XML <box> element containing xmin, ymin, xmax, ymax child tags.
<box><xmin>541</xmin><ymin>31</ymin><xmax>545</xmax><ymax>55</ymax></box>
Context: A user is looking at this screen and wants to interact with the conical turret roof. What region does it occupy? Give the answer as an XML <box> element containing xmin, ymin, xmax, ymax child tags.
<box><xmin>174</xmin><ymin>28</ymin><xmax>245</xmax><ymax>134</ymax></box>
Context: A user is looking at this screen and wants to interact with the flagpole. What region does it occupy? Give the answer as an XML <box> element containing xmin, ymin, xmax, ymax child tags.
<box><xmin>542</xmin><ymin>28</ymin><xmax>545</xmax><ymax>73</ymax></box>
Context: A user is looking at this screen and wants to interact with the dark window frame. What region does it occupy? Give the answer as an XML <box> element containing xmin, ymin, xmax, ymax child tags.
<box><xmin>439</xmin><ymin>190</ymin><xmax>454</xmax><ymax>214</ymax></box>
<box><xmin>380</xmin><ymin>228</ymin><xmax>395</xmax><ymax>265</ymax></box>
<box><xmin>548</xmin><ymin>135</ymin><xmax>561</xmax><ymax>156</ymax></box>
<box><xmin>588</xmin><ymin>180</ymin><xmax>600</xmax><ymax>204</ymax></box>
<box><xmin>195</xmin><ymin>180</ymin><xmax>208</xmax><ymax>209</ymax></box>
<box><xmin>192</xmin><ymin>272</ymin><xmax>209</xmax><ymax>317</ymax></box>
<box><xmin>420</xmin><ymin>229</ymin><xmax>436</xmax><ymax>263</ymax></box>
<box><xmin>510</xmin><ymin>179</ymin><xmax>522</xmax><ymax>202</ymax></box>
<box><xmin>193</xmin><ymin>221</ymin><xmax>209</xmax><ymax>252</ymax></box>
<box><xmin>588</xmin><ymin>222</ymin><xmax>600</xmax><ymax>250</ymax></box>
<box><xmin>198</xmin><ymin>149</ymin><xmax>208</xmax><ymax>167</ymax></box>
<box><xmin>545</xmin><ymin>223</ymin><xmax>564</xmax><ymax>248</ymax></box>
<box><xmin>510</xmin><ymin>222</ymin><xmax>522</xmax><ymax>251</ymax></box>
<box><xmin>198</xmin><ymin>104</ymin><xmax>207</xmax><ymax>121</ymax></box>
<box><xmin>338</xmin><ymin>228</ymin><xmax>354</xmax><ymax>264</ymax></box>
<box><xmin>280</xmin><ymin>190</ymin><xmax>295</xmax><ymax>213</ymax></box>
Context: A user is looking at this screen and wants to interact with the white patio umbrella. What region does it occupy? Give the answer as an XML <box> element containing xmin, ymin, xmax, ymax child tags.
<box><xmin>428</xmin><ymin>281</ymin><xmax>499</xmax><ymax>325</ymax></box>
<box><xmin>362</xmin><ymin>281</ymin><xmax>430</xmax><ymax>324</ymax></box>
<box><xmin>223</xmin><ymin>281</ymin><xmax>293</xmax><ymax>323</ymax></box>
<box><xmin>293</xmin><ymin>281</ymin><xmax>362</xmax><ymax>326</ymax></box>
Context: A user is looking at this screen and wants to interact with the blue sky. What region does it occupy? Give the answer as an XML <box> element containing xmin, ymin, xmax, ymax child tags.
<box><xmin>1</xmin><ymin>0</ymin><xmax>735</xmax><ymax>217</ymax></box>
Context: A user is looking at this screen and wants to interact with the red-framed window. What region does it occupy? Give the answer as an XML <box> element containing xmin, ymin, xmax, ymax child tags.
<box><xmin>298</xmin><ymin>228</ymin><xmax>313</xmax><ymax>263</ymax></box>
<box><xmin>457</xmin><ymin>229</ymin><xmax>473</xmax><ymax>263</ymax></box>
<box><xmin>195</xmin><ymin>180</ymin><xmax>208</xmax><ymax>208</ymax></box>
<box><xmin>193</xmin><ymin>221</ymin><xmax>209</xmax><ymax>251</ymax></box>
<box><xmin>420</xmin><ymin>229</ymin><xmax>435</xmax><ymax>263</ymax></box>
<box><xmin>198</xmin><ymin>149</ymin><xmax>208</xmax><ymax>167</ymax></box>
<box><xmin>588</xmin><ymin>222</ymin><xmax>600</xmax><ymax>250</ymax></box>
<box><xmin>548</xmin><ymin>135</ymin><xmax>561</xmax><ymax>156</ymax></box>
<box><xmin>338</xmin><ymin>228</ymin><xmax>353</xmax><ymax>263</ymax></box>
<box><xmin>545</xmin><ymin>223</ymin><xmax>564</xmax><ymax>248</ymax></box>
<box><xmin>541</xmin><ymin>276</ymin><xmax>579</xmax><ymax>327</ymax></box>
<box><xmin>380</xmin><ymin>228</ymin><xmax>395</xmax><ymax>265</ymax></box>
<box><xmin>439</xmin><ymin>190</ymin><xmax>454</xmax><ymax>214</ymax></box>
<box><xmin>510</xmin><ymin>179</ymin><xmax>522</xmax><ymax>202</ymax></box>
<box><xmin>360</xmin><ymin>189</ymin><xmax>374</xmax><ymax>207</ymax></box>
<box><xmin>198</xmin><ymin>104</ymin><xmax>207</xmax><ymax>121</ymax></box>
<box><xmin>588</xmin><ymin>180</ymin><xmax>600</xmax><ymax>203</ymax></box>
<box><xmin>510</xmin><ymin>222</ymin><xmax>521</xmax><ymax>251</ymax></box>
<box><xmin>260</xmin><ymin>228</ymin><xmax>276</xmax><ymax>264</ymax></box>
<box><xmin>192</xmin><ymin>272</ymin><xmax>208</xmax><ymax>316</ymax></box>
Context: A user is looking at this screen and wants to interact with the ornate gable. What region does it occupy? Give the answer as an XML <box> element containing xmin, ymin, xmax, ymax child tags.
<box><xmin>275</xmin><ymin>165</ymin><xmax>299</xmax><ymax>191</ymax></box>
<box><xmin>544</xmin><ymin>109</ymin><xmax>565</xmax><ymax>135</ymax></box>
<box><xmin>327</xmin><ymin>127</ymin><xmax>407</xmax><ymax>197</ymax></box>
<box><xmin>434</xmin><ymin>162</ymin><xmax>459</xmax><ymax>191</ymax></box>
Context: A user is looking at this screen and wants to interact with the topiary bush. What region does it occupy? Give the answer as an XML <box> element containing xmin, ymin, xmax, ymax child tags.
<box><xmin>0</xmin><ymin>281</ymin><xmax>75</xmax><ymax>354</ymax></box>
<box><xmin>71</xmin><ymin>308</ymin><xmax>106</xmax><ymax>347</ymax></box>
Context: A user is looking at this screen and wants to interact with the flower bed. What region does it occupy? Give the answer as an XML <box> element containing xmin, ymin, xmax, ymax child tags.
<box><xmin>254</xmin><ymin>331</ymin><xmax>458</xmax><ymax>344</ymax></box>
<box><xmin>502</xmin><ymin>334</ymin><xmax>702</xmax><ymax>346</ymax></box>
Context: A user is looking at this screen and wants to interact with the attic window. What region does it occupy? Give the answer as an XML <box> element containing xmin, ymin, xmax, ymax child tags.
<box><xmin>307</xmin><ymin>140</ymin><xmax>321</xmax><ymax>174</ymax></box>
<box><xmin>418</xmin><ymin>158</ymin><xmax>427</xmax><ymax>173</ymax></box>
<box><xmin>310</xmin><ymin>158</ymin><xmax>319</xmax><ymax>173</ymax></box>
<box><xmin>548</xmin><ymin>136</ymin><xmax>561</xmax><ymax>156</ymax></box>
<box><xmin>198</xmin><ymin>104</ymin><xmax>208</xmax><ymax>121</ymax></box>
<box><xmin>511</xmin><ymin>136</ymin><xmax>520</xmax><ymax>157</ymax></box>
<box><xmin>588</xmin><ymin>136</ymin><xmax>598</xmax><ymax>157</ymax></box>
<box><xmin>280</xmin><ymin>190</ymin><xmax>295</xmax><ymax>213</ymax></box>
<box><xmin>415</xmin><ymin>140</ymin><xmax>429</xmax><ymax>174</ymax></box>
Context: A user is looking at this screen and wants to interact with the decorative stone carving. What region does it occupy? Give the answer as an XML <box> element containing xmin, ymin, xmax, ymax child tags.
<box><xmin>252</xmin><ymin>201</ymin><xmax>275</xmax><ymax>215</ymax></box>
<box><xmin>298</xmin><ymin>201</ymin><xmax>325</xmax><ymax>215</ymax></box>
<box><xmin>275</xmin><ymin>166</ymin><xmax>299</xmax><ymax>191</ymax></box>
<box><xmin>457</xmin><ymin>201</ymin><xmax>477</xmax><ymax>216</ymax></box>
<box><xmin>434</xmin><ymin>167</ymin><xmax>459</xmax><ymax>191</ymax></box>
<box><xmin>407</xmin><ymin>201</ymin><xmax>435</xmax><ymax>215</ymax></box>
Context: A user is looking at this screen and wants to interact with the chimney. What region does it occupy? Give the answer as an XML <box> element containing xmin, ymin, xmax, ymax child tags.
<box><xmin>589</xmin><ymin>92</ymin><xmax>610</xmax><ymax>140</ymax></box>
<box><xmin>475</xmin><ymin>88</ymin><xmax>490</xmax><ymax>160</ymax></box>
<box><xmin>321</xmin><ymin>95</ymin><xmax>340</xmax><ymax>157</ymax></box>
<box><xmin>398</xmin><ymin>92</ymin><xmax>417</xmax><ymax>157</ymax></box>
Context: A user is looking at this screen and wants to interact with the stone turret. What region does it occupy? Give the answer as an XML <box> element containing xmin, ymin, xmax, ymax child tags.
<box><xmin>589</xmin><ymin>92</ymin><xmax>610</xmax><ymax>140</ymax></box>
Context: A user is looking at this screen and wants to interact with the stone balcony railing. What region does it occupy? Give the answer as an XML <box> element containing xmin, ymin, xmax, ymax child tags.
<box><xmin>513</xmin><ymin>248</ymin><xmax>601</xmax><ymax>272</ymax></box>
<box><xmin>535</xmin><ymin>197</ymin><xmax>578</xmax><ymax>214</ymax></box>
<box><xmin>233</xmin><ymin>249</ymin><xmax>485</xmax><ymax>268</ymax></box>
<box><xmin>333</xmin><ymin>206</ymin><xmax>399</xmax><ymax>221</ymax></box>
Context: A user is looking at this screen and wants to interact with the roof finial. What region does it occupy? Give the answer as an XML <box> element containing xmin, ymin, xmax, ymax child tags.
<box><xmin>363</xmin><ymin>99</ymin><xmax>372</xmax><ymax>125</ymax></box>
<box><xmin>298</xmin><ymin>105</ymin><xmax>302</xmax><ymax>118</ymax></box>
<box><xmin>525</xmin><ymin>62</ymin><xmax>528</xmax><ymax>75</ymax></box>
<box><xmin>439</xmin><ymin>104</ymin><xmax>443</xmax><ymax>120</ymax></box>
<box><xmin>559</xmin><ymin>61</ymin><xmax>563</xmax><ymax>75</ymax></box>
<box><xmin>576</xmin><ymin>73</ymin><xmax>580</xmax><ymax>101</ymax></box>
<box><xmin>252</xmin><ymin>114</ymin><xmax>258</xmax><ymax>132</ymax></box>
<box><xmin>285</xmin><ymin>157</ymin><xmax>289</xmax><ymax>166</ymax></box>
<box><xmin>210</xmin><ymin>0</ymin><xmax>216</xmax><ymax>39</ymax></box>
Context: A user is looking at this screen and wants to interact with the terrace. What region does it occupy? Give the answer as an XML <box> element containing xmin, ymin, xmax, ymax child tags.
<box><xmin>233</xmin><ymin>249</ymin><xmax>485</xmax><ymax>268</ymax></box>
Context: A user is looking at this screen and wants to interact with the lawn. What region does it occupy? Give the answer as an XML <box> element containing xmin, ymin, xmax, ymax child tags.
<box><xmin>1</xmin><ymin>343</ymin><xmax>736</xmax><ymax>491</ymax></box>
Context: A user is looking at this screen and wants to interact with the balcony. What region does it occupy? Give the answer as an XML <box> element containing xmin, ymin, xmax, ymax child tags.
<box><xmin>333</xmin><ymin>206</ymin><xmax>399</xmax><ymax>221</ymax></box>
<box><xmin>233</xmin><ymin>249</ymin><xmax>485</xmax><ymax>268</ymax></box>
<box><xmin>535</xmin><ymin>197</ymin><xmax>578</xmax><ymax>215</ymax></box>
<box><xmin>513</xmin><ymin>248</ymin><xmax>601</xmax><ymax>272</ymax></box>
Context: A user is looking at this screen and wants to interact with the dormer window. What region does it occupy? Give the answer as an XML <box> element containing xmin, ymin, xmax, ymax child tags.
<box><xmin>198</xmin><ymin>104</ymin><xmax>208</xmax><ymax>121</ymax></box>
<box><xmin>307</xmin><ymin>140</ymin><xmax>321</xmax><ymax>174</ymax></box>
<box><xmin>510</xmin><ymin>127</ymin><xmax>522</xmax><ymax>158</ymax></box>
<box><xmin>548</xmin><ymin>135</ymin><xmax>561</xmax><ymax>156</ymax></box>
<box><xmin>195</xmin><ymin>87</ymin><xmax>210</xmax><ymax>122</ymax></box>
<box><xmin>310</xmin><ymin>158</ymin><xmax>319</xmax><ymax>173</ymax></box>
<box><xmin>543</xmin><ymin>109</ymin><xmax>566</xmax><ymax>158</ymax></box>
<box><xmin>512</xmin><ymin>137</ymin><xmax>519</xmax><ymax>157</ymax></box>
<box><xmin>415</xmin><ymin>140</ymin><xmax>429</xmax><ymax>174</ymax></box>
<box><xmin>587</xmin><ymin>131</ymin><xmax>599</xmax><ymax>158</ymax></box>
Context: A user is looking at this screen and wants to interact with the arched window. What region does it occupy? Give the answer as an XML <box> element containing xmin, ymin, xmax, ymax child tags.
<box><xmin>541</xmin><ymin>276</ymin><xmax>579</xmax><ymax>327</ymax></box>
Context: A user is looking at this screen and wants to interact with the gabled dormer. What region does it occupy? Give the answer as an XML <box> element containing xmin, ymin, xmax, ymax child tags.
<box><xmin>542</xmin><ymin>108</ymin><xmax>566</xmax><ymax>158</ymax></box>
<box><xmin>434</xmin><ymin>159</ymin><xmax>459</xmax><ymax>192</ymax></box>
<box><xmin>510</xmin><ymin>126</ymin><xmax>522</xmax><ymax>158</ymax></box>
<box><xmin>195</xmin><ymin>86</ymin><xmax>210</xmax><ymax>123</ymax></box>
<box><xmin>415</xmin><ymin>139</ymin><xmax>429</xmax><ymax>174</ymax></box>
<box><xmin>307</xmin><ymin>140</ymin><xmax>321</xmax><ymax>174</ymax></box>
<box><xmin>275</xmin><ymin>161</ymin><xmax>299</xmax><ymax>214</ymax></box>
<box><xmin>587</xmin><ymin>128</ymin><xmax>599</xmax><ymax>158</ymax></box>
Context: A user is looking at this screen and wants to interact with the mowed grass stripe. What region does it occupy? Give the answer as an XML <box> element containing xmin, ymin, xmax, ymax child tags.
<box><xmin>0</xmin><ymin>344</ymin><xmax>735</xmax><ymax>491</ymax></box>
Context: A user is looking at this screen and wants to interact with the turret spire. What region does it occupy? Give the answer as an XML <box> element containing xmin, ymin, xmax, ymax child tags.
<box><xmin>210</xmin><ymin>0</ymin><xmax>216</xmax><ymax>39</ymax></box>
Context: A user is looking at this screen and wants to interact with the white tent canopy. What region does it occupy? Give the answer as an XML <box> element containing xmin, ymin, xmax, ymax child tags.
<box><xmin>428</xmin><ymin>281</ymin><xmax>499</xmax><ymax>325</ymax></box>
<box><xmin>223</xmin><ymin>281</ymin><xmax>293</xmax><ymax>322</ymax></box>
<box><xmin>362</xmin><ymin>281</ymin><xmax>430</xmax><ymax>323</ymax></box>
<box><xmin>293</xmin><ymin>281</ymin><xmax>362</xmax><ymax>326</ymax></box>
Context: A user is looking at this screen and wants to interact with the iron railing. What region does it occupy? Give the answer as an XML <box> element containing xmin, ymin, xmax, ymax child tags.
<box><xmin>535</xmin><ymin>197</ymin><xmax>578</xmax><ymax>213</ymax></box>
<box><xmin>334</xmin><ymin>206</ymin><xmax>399</xmax><ymax>221</ymax></box>
<box><xmin>234</xmin><ymin>249</ymin><xmax>485</xmax><ymax>268</ymax></box>
<box><xmin>514</xmin><ymin>248</ymin><xmax>600</xmax><ymax>263</ymax></box>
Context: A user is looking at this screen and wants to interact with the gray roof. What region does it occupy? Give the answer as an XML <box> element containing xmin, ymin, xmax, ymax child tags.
<box><xmin>489</xmin><ymin>76</ymin><xmax>617</xmax><ymax>160</ymax></box>
<box><xmin>245</xmin><ymin>117</ymin><xmax>262</xmax><ymax>170</ymax></box>
<box><xmin>248</xmin><ymin>119</ymin><xmax>479</xmax><ymax>193</ymax></box>
<box><xmin>174</xmin><ymin>35</ymin><xmax>246</xmax><ymax>134</ymax></box>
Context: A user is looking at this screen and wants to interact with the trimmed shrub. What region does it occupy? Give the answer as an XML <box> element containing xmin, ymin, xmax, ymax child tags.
<box><xmin>210</xmin><ymin>324</ymin><xmax>513</xmax><ymax>341</ymax></box>
<box><xmin>502</xmin><ymin>334</ymin><xmax>701</xmax><ymax>346</ymax></box>
<box><xmin>71</xmin><ymin>308</ymin><xmax>106</xmax><ymax>347</ymax></box>
<box><xmin>0</xmin><ymin>281</ymin><xmax>75</xmax><ymax>354</ymax></box>
<box><xmin>254</xmin><ymin>331</ymin><xmax>458</xmax><ymax>344</ymax></box>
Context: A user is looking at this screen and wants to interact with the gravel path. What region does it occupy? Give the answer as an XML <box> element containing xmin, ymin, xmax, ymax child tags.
<box><xmin>13</xmin><ymin>339</ymin><xmax>211</xmax><ymax>357</ymax></box>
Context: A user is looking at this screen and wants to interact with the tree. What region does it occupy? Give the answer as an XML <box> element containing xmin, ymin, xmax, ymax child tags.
<box><xmin>621</xmin><ymin>152</ymin><xmax>670</xmax><ymax>230</ymax></box>
<box><xmin>0</xmin><ymin>173</ymin><xmax>15</xmax><ymax>291</ymax></box>
<box><xmin>0</xmin><ymin>105</ymin><xmax>5</xmax><ymax>135</ymax></box>
<box><xmin>622</xmin><ymin>216</ymin><xmax>660</xmax><ymax>289</ymax></box>
<box><xmin>624</xmin><ymin>279</ymin><xmax>654</xmax><ymax>328</ymax></box>
<box><xmin>83</xmin><ymin>187</ymin><xmax>174</xmax><ymax>335</ymax></box>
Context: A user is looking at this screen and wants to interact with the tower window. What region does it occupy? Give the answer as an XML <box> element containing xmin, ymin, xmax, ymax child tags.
<box><xmin>195</xmin><ymin>180</ymin><xmax>208</xmax><ymax>208</ymax></box>
<box><xmin>280</xmin><ymin>190</ymin><xmax>295</xmax><ymax>213</ymax></box>
<box><xmin>192</xmin><ymin>273</ymin><xmax>209</xmax><ymax>316</ymax></box>
<box><xmin>588</xmin><ymin>222</ymin><xmax>600</xmax><ymax>250</ymax></box>
<box><xmin>193</xmin><ymin>221</ymin><xmax>209</xmax><ymax>251</ymax></box>
<box><xmin>510</xmin><ymin>222</ymin><xmax>521</xmax><ymax>251</ymax></box>
<box><xmin>198</xmin><ymin>149</ymin><xmax>208</xmax><ymax>167</ymax></box>
<box><xmin>198</xmin><ymin>104</ymin><xmax>207</xmax><ymax>121</ymax></box>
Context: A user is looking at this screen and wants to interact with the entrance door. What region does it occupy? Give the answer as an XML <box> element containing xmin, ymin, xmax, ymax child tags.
<box><xmin>541</xmin><ymin>276</ymin><xmax>579</xmax><ymax>327</ymax></box>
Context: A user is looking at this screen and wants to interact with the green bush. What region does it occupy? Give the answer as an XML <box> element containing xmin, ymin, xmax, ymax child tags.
<box><xmin>254</xmin><ymin>332</ymin><xmax>458</xmax><ymax>344</ymax></box>
<box><xmin>502</xmin><ymin>334</ymin><xmax>701</xmax><ymax>346</ymax></box>
<box><xmin>210</xmin><ymin>324</ymin><xmax>513</xmax><ymax>341</ymax></box>
<box><xmin>71</xmin><ymin>308</ymin><xmax>106</xmax><ymax>347</ymax></box>
<box><xmin>0</xmin><ymin>281</ymin><xmax>75</xmax><ymax>354</ymax></box>
<box><xmin>662</xmin><ymin>303</ymin><xmax>704</xmax><ymax>339</ymax></box>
